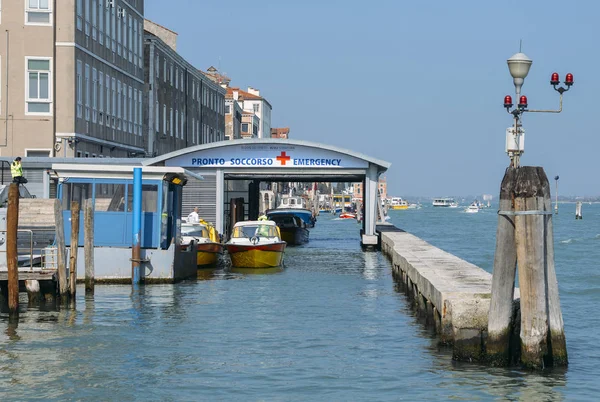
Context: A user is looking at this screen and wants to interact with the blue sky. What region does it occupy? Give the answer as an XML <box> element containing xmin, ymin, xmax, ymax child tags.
<box><xmin>145</xmin><ymin>0</ymin><xmax>599</xmax><ymax>197</ymax></box>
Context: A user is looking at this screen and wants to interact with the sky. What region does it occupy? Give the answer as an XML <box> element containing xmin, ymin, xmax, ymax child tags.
<box><xmin>145</xmin><ymin>0</ymin><xmax>599</xmax><ymax>198</ymax></box>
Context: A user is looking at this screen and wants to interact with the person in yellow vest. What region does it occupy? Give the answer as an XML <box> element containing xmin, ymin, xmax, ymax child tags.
<box><xmin>11</xmin><ymin>157</ymin><xmax>28</xmax><ymax>184</ymax></box>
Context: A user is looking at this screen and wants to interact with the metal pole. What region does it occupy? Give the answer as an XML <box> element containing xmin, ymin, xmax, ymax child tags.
<box><xmin>555</xmin><ymin>178</ymin><xmax>559</xmax><ymax>214</ymax></box>
<box><xmin>131</xmin><ymin>167</ymin><xmax>142</xmax><ymax>285</ymax></box>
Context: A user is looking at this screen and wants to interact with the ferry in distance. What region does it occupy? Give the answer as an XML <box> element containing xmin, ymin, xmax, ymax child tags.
<box><xmin>433</xmin><ymin>198</ymin><xmax>459</xmax><ymax>208</ymax></box>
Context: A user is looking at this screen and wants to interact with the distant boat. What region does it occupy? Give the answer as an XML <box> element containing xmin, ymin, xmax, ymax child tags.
<box><xmin>339</xmin><ymin>212</ymin><xmax>357</xmax><ymax>219</ymax></box>
<box><xmin>464</xmin><ymin>201</ymin><xmax>480</xmax><ymax>214</ymax></box>
<box><xmin>388</xmin><ymin>197</ymin><xmax>409</xmax><ymax>210</ymax></box>
<box><xmin>433</xmin><ymin>198</ymin><xmax>458</xmax><ymax>208</ymax></box>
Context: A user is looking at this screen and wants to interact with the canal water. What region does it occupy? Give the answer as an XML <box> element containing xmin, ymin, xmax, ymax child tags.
<box><xmin>0</xmin><ymin>203</ymin><xmax>598</xmax><ymax>400</ymax></box>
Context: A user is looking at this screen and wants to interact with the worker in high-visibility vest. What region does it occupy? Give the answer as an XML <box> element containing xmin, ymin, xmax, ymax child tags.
<box><xmin>11</xmin><ymin>157</ymin><xmax>28</xmax><ymax>184</ymax></box>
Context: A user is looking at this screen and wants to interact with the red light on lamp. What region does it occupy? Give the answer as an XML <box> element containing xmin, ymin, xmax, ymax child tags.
<box><xmin>504</xmin><ymin>95</ymin><xmax>513</xmax><ymax>108</ymax></box>
<box><xmin>519</xmin><ymin>95</ymin><xmax>528</xmax><ymax>109</ymax></box>
<box><xmin>550</xmin><ymin>72</ymin><xmax>560</xmax><ymax>85</ymax></box>
<box><xmin>565</xmin><ymin>73</ymin><xmax>574</xmax><ymax>86</ymax></box>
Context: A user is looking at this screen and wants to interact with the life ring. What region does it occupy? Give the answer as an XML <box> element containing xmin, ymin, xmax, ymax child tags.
<box><xmin>54</xmin><ymin>142</ymin><xmax>61</xmax><ymax>152</ymax></box>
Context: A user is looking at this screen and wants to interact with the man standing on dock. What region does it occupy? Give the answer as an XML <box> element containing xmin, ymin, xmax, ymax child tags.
<box><xmin>11</xmin><ymin>157</ymin><xmax>28</xmax><ymax>184</ymax></box>
<box><xmin>187</xmin><ymin>207</ymin><xmax>200</xmax><ymax>223</ymax></box>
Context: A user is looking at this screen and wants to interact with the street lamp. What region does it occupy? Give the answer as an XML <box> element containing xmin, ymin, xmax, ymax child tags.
<box><xmin>503</xmin><ymin>51</ymin><xmax>573</xmax><ymax>167</ymax></box>
<box><xmin>554</xmin><ymin>175</ymin><xmax>559</xmax><ymax>214</ymax></box>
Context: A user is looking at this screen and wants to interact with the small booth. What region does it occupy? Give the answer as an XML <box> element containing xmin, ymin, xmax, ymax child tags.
<box><xmin>52</xmin><ymin>164</ymin><xmax>200</xmax><ymax>283</ymax></box>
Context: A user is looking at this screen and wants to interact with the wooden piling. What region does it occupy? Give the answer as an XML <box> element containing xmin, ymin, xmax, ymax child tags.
<box><xmin>69</xmin><ymin>201</ymin><xmax>80</xmax><ymax>298</ymax></box>
<box><xmin>84</xmin><ymin>199</ymin><xmax>95</xmax><ymax>294</ymax></box>
<box><xmin>25</xmin><ymin>280</ymin><xmax>41</xmax><ymax>305</ymax></box>
<box><xmin>487</xmin><ymin>168</ymin><xmax>518</xmax><ymax>365</ymax></box>
<box><xmin>543</xmin><ymin>194</ymin><xmax>568</xmax><ymax>366</ymax></box>
<box><xmin>513</xmin><ymin>167</ymin><xmax>550</xmax><ymax>369</ymax></box>
<box><xmin>7</xmin><ymin>183</ymin><xmax>20</xmax><ymax>315</ymax></box>
<box><xmin>54</xmin><ymin>199</ymin><xmax>68</xmax><ymax>302</ymax></box>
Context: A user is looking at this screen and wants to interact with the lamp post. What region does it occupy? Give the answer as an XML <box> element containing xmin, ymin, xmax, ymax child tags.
<box><xmin>503</xmin><ymin>52</ymin><xmax>573</xmax><ymax>167</ymax></box>
<box><xmin>554</xmin><ymin>175</ymin><xmax>559</xmax><ymax>214</ymax></box>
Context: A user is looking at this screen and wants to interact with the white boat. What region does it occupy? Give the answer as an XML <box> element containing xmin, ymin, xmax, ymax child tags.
<box><xmin>464</xmin><ymin>202</ymin><xmax>480</xmax><ymax>214</ymax></box>
<box><xmin>433</xmin><ymin>198</ymin><xmax>458</xmax><ymax>208</ymax></box>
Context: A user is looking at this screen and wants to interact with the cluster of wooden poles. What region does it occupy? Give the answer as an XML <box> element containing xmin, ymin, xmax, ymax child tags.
<box><xmin>488</xmin><ymin>167</ymin><xmax>568</xmax><ymax>369</ymax></box>
<box><xmin>6</xmin><ymin>184</ymin><xmax>95</xmax><ymax>317</ymax></box>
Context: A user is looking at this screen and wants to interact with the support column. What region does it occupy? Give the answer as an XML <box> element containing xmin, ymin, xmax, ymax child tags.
<box><xmin>248</xmin><ymin>180</ymin><xmax>260</xmax><ymax>220</ymax></box>
<box><xmin>215</xmin><ymin>169</ymin><xmax>224</xmax><ymax>236</ymax></box>
<box><xmin>131</xmin><ymin>168</ymin><xmax>142</xmax><ymax>285</ymax></box>
<box><xmin>362</xmin><ymin>164</ymin><xmax>378</xmax><ymax>247</ymax></box>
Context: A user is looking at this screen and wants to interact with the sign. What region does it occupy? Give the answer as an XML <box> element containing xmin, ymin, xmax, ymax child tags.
<box><xmin>164</xmin><ymin>144</ymin><xmax>370</xmax><ymax>169</ymax></box>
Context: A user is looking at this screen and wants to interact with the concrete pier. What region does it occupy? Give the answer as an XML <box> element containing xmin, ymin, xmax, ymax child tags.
<box><xmin>378</xmin><ymin>224</ymin><xmax>519</xmax><ymax>361</ymax></box>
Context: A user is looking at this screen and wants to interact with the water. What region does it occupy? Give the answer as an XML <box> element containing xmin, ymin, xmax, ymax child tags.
<box><xmin>1</xmin><ymin>204</ymin><xmax>599</xmax><ymax>400</ymax></box>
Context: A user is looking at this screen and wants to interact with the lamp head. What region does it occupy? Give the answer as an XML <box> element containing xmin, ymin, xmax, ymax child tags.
<box><xmin>507</xmin><ymin>52</ymin><xmax>533</xmax><ymax>96</ymax></box>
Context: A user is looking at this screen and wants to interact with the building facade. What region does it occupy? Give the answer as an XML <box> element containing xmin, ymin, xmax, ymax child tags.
<box><xmin>225</xmin><ymin>87</ymin><xmax>271</xmax><ymax>139</ymax></box>
<box><xmin>225</xmin><ymin>97</ymin><xmax>242</xmax><ymax>140</ymax></box>
<box><xmin>143</xmin><ymin>20</ymin><xmax>225</xmax><ymax>156</ymax></box>
<box><xmin>271</xmin><ymin>127</ymin><xmax>290</xmax><ymax>139</ymax></box>
<box><xmin>0</xmin><ymin>0</ymin><xmax>146</xmax><ymax>158</ymax></box>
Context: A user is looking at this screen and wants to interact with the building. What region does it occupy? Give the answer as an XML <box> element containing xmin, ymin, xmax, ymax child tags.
<box><xmin>225</xmin><ymin>93</ymin><xmax>242</xmax><ymax>140</ymax></box>
<box><xmin>143</xmin><ymin>20</ymin><xmax>226</xmax><ymax>156</ymax></box>
<box><xmin>241</xmin><ymin>110</ymin><xmax>259</xmax><ymax>139</ymax></box>
<box><xmin>0</xmin><ymin>0</ymin><xmax>147</xmax><ymax>158</ymax></box>
<box><xmin>224</xmin><ymin>87</ymin><xmax>271</xmax><ymax>139</ymax></box>
<box><xmin>353</xmin><ymin>176</ymin><xmax>387</xmax><ymax>202</ymax></box>
<box><xmin>271</xmin><ymin>127</ymin><xmax>290</xmax><ymax>139</ymax></box>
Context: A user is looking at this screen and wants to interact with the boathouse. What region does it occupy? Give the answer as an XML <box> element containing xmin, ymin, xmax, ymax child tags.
<box><xmin>142</xmin><ymin>139</ymin><xmax>390</xmax><ymax>246</ymax></box>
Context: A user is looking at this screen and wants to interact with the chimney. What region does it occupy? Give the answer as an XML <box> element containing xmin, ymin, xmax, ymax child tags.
<box><xmin>233</xmin><ymin>90</ymin><xmax>239</xmax><ymax>101</ymax></box>
<box><xmin>247</xmin><ymin>87</ymin><xmax>260</xmax><ymax>96</ymax></box>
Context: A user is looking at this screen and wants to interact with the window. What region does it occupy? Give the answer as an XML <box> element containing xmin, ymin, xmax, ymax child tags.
<box><xmin>91</xmin><ymin>0</ymin><xmax>97</xmax><ymax>40</ymax></box>
<box><xmin>175</xmin><ymin>67</ymin><xmax>178</xmax><ymax>89</ymax></box>
<box><xmin>253</xmin><ymin>103</ymin><xmax>259</xmax><ymax>113</ymax></box>
<box><xmin>138</xmin><ymin>94</ymin><xmax>142</xmax><ymax>136</ymax></box>
<box><xmin>84</xmin><ymin>64</ymin><xmax>90</xmax><ymax>121</ymax></box>
<box><xmin>27</xmin><ymin>0</ymin><xmax>52</xmax><ymax>25</ymax></box>
<box><xmin>105</xmin><ymin>5</ymin><xmax>110</xmax><ymax>48</ymax></box>
<box><xmin>163</xmin><ymin>59</ymin><xmax>167</xmax><ymax>82</ymax></box>
<box><xmin>99</xmin><ymin>0</ymin><xmax>103</xmax><ymax>44</ymax></box>
<box><xmin>111</xmin><ymin>77</ymin><xmax>116</xmax><ymax>127</ymax></box>
<box><xmin>128</xmin><ymin>86</ymin><xmax>133</xmax><ymax>133</ymax></box>
<box><xmin>76</xmin><ymin>60</ymin><xmax>83</xmax><ymax>118</ymax></box>
<box><xmin>122</xmin><ymin>83</ymin><xmax>127</xmax><ymax>130</ymax></box>
<box><xmin>27</xmin><ymin>58</ymin><xmax>51</xmax><ymax>114</ymax></box>
<box><xmin>128</xmin><ymin>15</ymin><xmax>133</xmax><ymax>63</ymax></box>
<box><xmin>175</xmin><ymin>108</ymin><xmax>178</xmax><ymax>138</ymax></box>
<box><xmin>105</xmin><ymin>73</ymin><xmax>110</xmax><ymax>122</ymax></box>
<box><xmin>117</xmin><ymin>80</ymin><xmax>121</xmax><ymax>128</ymax></box>
<box><xmin>98</xmin><ymin>72</ymin><xmax>104</xmax><ymax>123</ymax></box>
<box><xmin>84</xmin><ymin>0</ymin><xmax>90</xmax><ymax>35</ymax></box>
<box><xmin>169</xmin><ymin>63</ymin><xmax>173</xmax><ymax>83</ymax></box>
<box><xmin>169</xmin><ymin>108</ymin><xmax>173</xmax><ymax>136</ymax></box>
<box><xmin>133</xmin><ymin>89</ymin><xmax>137</xmax><ymax>134</ymax></box>
<box><xmin>116</xmin><ymin>8</ymin><xmax>121</xmax><ymax>55</ymax></box>
<box><xmin>192</xmin><ymin>118</ymin><xmax>195</xmax><ymax>144</ymax></box>
<box><xmin>180</xmin><ymin>111</ymin><xmax>184</xmax><ymax>139</ymax></box>
<box><xmin>155</xmin><ymin>55</ymin><xmax>159</xmax><ymax>79</ymax></box>
<box><xmin>92</xmin><ymin>68</ymin><xmax>97</xmax><ymax>123</ymax></box>
<box><xmin>155</xmin><ymin>101</ymin><xmax>159</xmax><ymax>133</ymax></box>
<box><xmin>225</xmin><ymin>104</ymin><xmax>230</xmax><ymax>114</ymax></box>
<box><xmin>77</xmin><ymin>0</ymin><xmax>83</xmax><ymax>30</ymax></box>
<box><xmin>25</xmin><ymin>149</ymin><xmax>51</xmax><ymax>157</ymax></box>
<box><xmin>162</xmin><ymin>104</ymin><xmax>166</xmax><ymax>134</ymax></box>
<box><xmin>133</xmin><ymin>20</ymin><xmax>138</xmax><ymax>65</ymax></box>
<box><xmin>111</xmin><ymin>7</ymin><xmax>116</xmax><ymax>52</ymax></box>
<box><xmin>242</xmin><ymin>123</ymin><xmax>249</xmax><ymax>133</ymax></box>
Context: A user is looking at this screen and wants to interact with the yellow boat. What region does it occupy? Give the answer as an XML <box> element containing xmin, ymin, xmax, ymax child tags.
<box><xmin>225</xmin><ymin>220</ymin><xmax>286</xmax><ymax>268</ymax></box>
<box><xmin>181</xmin><ymin>221</ymin><xmax>223</xmax><ymax>267</ymax></box>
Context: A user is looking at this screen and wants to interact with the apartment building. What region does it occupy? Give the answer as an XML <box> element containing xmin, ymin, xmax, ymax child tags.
<box><xmin>144</xmin><ymin>20</ymin><xmax>225</xmax><ymax>156</ymax></box>
<box><xmin>225</xmin><ymin>97</ymin><xmax>242</xmax><ymax>140</ymax></box>
<box><xmin>0</xmin><ymin>0</ymin><xmax>146</xmax><ymax>158</ymax></box>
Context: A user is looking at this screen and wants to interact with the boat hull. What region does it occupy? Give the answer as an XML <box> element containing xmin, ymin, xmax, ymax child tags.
<box><xmin>267</xmin><ymin>208</ymin><xmax>315</xmax><ymax>227</ymax></box>
<box><xmin>279</xmin><ymin>227</ymin><xmax>309</xmax><ymax>245</ymax></box>
<box><xmin>226</xmin><ymin>243</ymin><xmax>286</xmax><ymax>268</ymax></box>
<box><xmin>389</xmin><ymin>205</ymin><xmax>408</xmax><ymax>210</ymax></box>
<box><xmin>196</xmin><ymin>242</ymin><xmax>223</xmax><ymax>266</ymax></box>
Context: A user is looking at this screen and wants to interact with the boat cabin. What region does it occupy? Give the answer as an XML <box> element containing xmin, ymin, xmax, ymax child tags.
<box><xmin>230</xmin><ymin>220</ymin><xmax>280</xmax><ymax>241</ymax></box>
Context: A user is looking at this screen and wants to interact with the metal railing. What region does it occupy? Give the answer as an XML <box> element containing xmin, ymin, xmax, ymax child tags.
<box><xmin>0</xmin><ymin>229</ymin><xmax>34</xmax><ymax>269</ymax></box>
<box><xmin>0</xmin><ymin>160</ymin><xmax>11</xmax><ymax>185</ymax></box>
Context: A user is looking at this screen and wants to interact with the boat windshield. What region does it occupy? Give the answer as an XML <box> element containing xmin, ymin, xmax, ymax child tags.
<box><xmin>232</xmin><ymin>225</ymin><xmax>278</xmax><ymax>238</ymax></box>
<box><xmin>181</xmin><ymin>226</ymin><xmax>209</xmax><ymax>238</ymax></box>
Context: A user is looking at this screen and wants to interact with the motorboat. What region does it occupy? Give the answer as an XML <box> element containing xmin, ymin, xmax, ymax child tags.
<box><xmin>181</xmin><ymin>221</ymin><xmax>223</xmax><ymax>267</ymax></box>
<box><xmin>464</xmin><ymin>202</ymin><xmax>480</xmax><ymax>214</ymax></box>
<box><xmin>408</xmin><ymin>202</ymin><xmax>422</xmax><ymax>209</ymax></box>
<box><xmin>267</xmin><ymin>213</ymin><xmax>309</xmax><ymax>245</ymax></box>
<box><xmin>433</xmin><ymin>198</ymin><xmax>459</xmax><ymax>208</ymax></box>
<box><xmin>225</xmin><ymin>220</ymin><xmax>287</xmax><ymax>268</ymax></box>
<box><xmin>388</xmin><ymin>197</ymin><xmax>409</xmax><ymax>210</ymax></box>
<box><xmin>339</xmin><ymin>212</ymin><xmax>357</xmax><ymax>219</ymax></box>
<box><xmin>267</xmin><ymin>195</ymin><xmax>316</xmax><ymax>227</ymax></box>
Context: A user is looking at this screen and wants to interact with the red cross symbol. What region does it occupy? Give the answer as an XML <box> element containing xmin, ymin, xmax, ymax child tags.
<box><xmin>276</xmin><ymin>151</ymin><xmax>291</xmax><ymax>165</ymax></box>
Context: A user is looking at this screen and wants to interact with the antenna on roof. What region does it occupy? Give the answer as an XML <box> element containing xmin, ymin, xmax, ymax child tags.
<box><xmin>519</xmin><ymin>39</ymin><xmax>522</xmax><ymax>52</ymax></box>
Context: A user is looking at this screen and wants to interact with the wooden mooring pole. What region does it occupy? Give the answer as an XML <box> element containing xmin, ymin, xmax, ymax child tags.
<box><xmin>7</xmin><ymin>184</ymin><xmax>20</xmax><ymax>315</ymax></box>
<box><xmin>84</xmin><ymin>199</ymin><xmax>95</xmax><ymax>294</ymax></box>
<box><xmin>487</xmin><ymin>167</ymin><xmax>567</xmax><ymax>369</ymax></box>
<box><xmin>54</xmin><ymin>199</ymin><xmax>68</xmax><ymax>302</ymax></box>
<box><xmin>69</xmin><ymin>201</ymin><xmax>80</xmax><ymax>299</ymax></box>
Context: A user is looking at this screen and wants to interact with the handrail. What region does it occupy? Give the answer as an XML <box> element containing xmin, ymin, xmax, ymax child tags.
<box><xmin>0</xmin><ymin>160</ymin><xmax>11</xmax><ymax>185</ymax></box>
<box><xmin>0</xmin><ymin>229</ymin><xmax>36</xmax><ymax>269</ymax></box>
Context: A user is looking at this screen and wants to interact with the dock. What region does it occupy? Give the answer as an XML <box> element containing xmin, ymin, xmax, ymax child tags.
<box><xmin>377</xmin><ymin>224</ymin><xmax>520</xmax><ymax>361</ymax></box>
